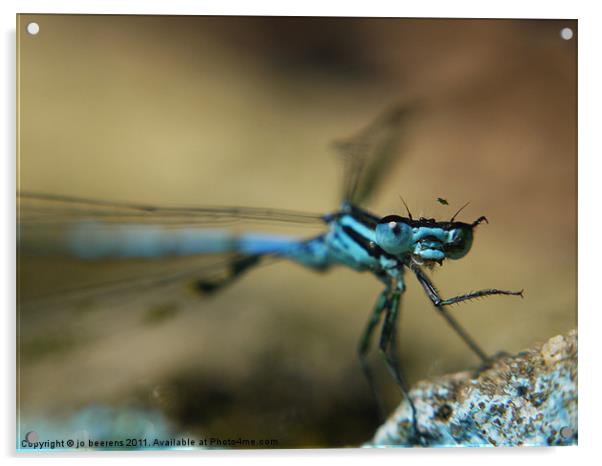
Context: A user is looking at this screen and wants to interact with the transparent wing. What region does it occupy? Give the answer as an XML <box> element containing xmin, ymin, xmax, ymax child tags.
<box><xmin>17</xmin><ymin>192</ymin><xmax>322</xmax><ymax>310</ymax></box>
<box><xmin>19</xmin><ymin>192</ymin><xmax>324</xmax><ymax>227</ymax></box>
<box><xmin>334</xmin><ymin>102</ymin><xmax>417</xmax><ymax>206</ymax></box>
<box><xmin>17</xmin><ymin>247</ymin><xmax>286</xmax><ymax>374</ymax></box>
<box><xmin>18</xmin><ymin>191</ymin><xmax>324</xmax><ymax>260</ymax></box>
<box><xmin>19</xmin><ymin>252</ymin><xmax>257</xmax><ymax>304</ymax></box>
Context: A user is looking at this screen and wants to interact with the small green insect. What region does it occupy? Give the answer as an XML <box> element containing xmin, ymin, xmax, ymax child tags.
<box><xmin>437</xmin><ymin>197</ymin><xmax>449</xmax><ymax>205</ymax></box>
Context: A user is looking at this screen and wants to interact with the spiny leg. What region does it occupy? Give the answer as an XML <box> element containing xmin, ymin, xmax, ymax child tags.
<box><xmin>357</xmin><ymin>286</ymin><xmax>390</xmax><ymax>421</ymax></box>
<box><xmin>410</xmin><ymin>264</ymin><xmax>523</xmax><ymax>363</ymax></box>
<box><xmin>435</xmin><ymin>288</ymin><xmax>524</xmax><ymax>306</ymax></box>
<box><xmin>388</xmin><ymin>313</ymin><xmax>401</xmax><ymax>377</ymax></box>
<box><xmin>195</xmin><ymin>254</ymin><xmax>262</xmax><ymax>294</ymax></box>
<box><xmin>378</xmin><ymin>284</ymin><xmax>423</xmax><ymax>443</ymax></box>
<box><xmin>196</xmin><ymin>236</ymin><xmax>335</xmax><ymax>295</ymax></box>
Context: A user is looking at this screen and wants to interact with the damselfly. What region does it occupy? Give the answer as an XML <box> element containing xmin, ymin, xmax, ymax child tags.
<box><xmin>17</xmin><ymin>105</ymin><xmax>523</xmax><ymax>443</ymax></box>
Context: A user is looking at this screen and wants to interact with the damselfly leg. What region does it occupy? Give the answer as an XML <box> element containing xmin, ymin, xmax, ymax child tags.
<box><xmin>376</xmin><ymin>280</ymin><xmax>427</xmax><ymax>443</ymax></box>
<box><xmin>357</xmin><ymin>285</ymin><xmax>389</xmax><ymax>421</ymax></box>
<box><xmin>195</xmin><ymin>254</ymin><xmax>262</xmax><ymax>294</ymax></box>
<box><xmin>411</xmin><ymin>264</ymin><xmax>523</xmax><ymax>363</ymax></box>
<box><xmin>357</xmin><ymin>275</ymin><xmax>425</xmax><ymax>443</ymax></box>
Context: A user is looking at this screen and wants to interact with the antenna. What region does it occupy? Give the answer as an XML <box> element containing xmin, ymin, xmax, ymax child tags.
<box><xmin>399</xmin><ymin>195</ymin><xmax>413</xmax><ymax>220</ymax></box>
<box><xmin>450</xmin><ymin>201</ymin><xmax>470</xmax><ymax>222</ymax></box>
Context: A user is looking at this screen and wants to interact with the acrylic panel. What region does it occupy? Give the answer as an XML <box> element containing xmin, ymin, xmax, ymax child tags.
<box><xmin>16</xmin><ymin>15</ymin><xmax>577</xmax><ymax>450</ymax></box>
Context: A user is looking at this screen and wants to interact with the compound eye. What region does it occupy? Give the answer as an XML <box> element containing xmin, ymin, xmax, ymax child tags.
<box><xmin>375</xmin><ymin>216</ymin><xmax>412</xmax><ymax>254</ymax></box>
<box><xmin>446</xmin><ymin>227</ymin><xmax>473</xmax><ymax>260</ymax></box>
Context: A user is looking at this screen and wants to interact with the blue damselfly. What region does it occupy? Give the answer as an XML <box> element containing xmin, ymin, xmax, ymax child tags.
<box><xmin>17</xmin><ymin>105</ymin><xmax>522</xmax><ymax>443</ymax></box>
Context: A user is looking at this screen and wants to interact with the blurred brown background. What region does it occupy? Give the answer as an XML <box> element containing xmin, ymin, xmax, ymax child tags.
<box><xmin>17</xmin><ymin>15</ymin><xmax>576</xmax><ymax>447</ymax></box>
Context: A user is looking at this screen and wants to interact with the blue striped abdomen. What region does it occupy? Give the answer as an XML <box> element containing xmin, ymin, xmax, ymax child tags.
<box><xmin>67</xmin><ymin>221</ymin><xmax>306</xmax><ymax>259</ymax></box>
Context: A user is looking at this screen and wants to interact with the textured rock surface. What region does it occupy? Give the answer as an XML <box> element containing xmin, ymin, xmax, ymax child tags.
<box><xmin>368</xmin><ymin>329</ymin><xmax>577</xmax><ymax>447</ymax></box>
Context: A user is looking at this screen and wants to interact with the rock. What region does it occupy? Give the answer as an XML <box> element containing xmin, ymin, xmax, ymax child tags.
<box><xmin>367</xmin><ymin>329</ymin><xmax>577</xmax><ymax>447</ymax></box>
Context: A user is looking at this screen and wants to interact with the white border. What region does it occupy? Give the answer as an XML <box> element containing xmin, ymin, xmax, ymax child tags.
<box><xmin>2</xmin><ymin>1</ymin><xmax>599</xmax><ymax>465</ymax></box>
<box><xmin>0</xmin><ymin>0</ymin><xmax>585</xmax><ymax>18</ymax></box>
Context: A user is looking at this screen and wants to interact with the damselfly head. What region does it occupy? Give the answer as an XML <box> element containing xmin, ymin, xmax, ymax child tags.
<box><xmin>375</xmin><ymin>213</ymin><xmax>487</xmax><ymax>264</ymax></box>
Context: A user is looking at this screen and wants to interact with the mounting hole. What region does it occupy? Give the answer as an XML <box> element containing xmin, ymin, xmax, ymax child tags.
<box><xmin>560</xmin><ymin>27</ymin><xmax>573</xmax><ymax>40</ymax></box>
<box><xmin>26</xmin><ymin>22</ymin><xmax>40</xmax><ymax>35</ymax></box>
<box><xmin>560</xmin><ymin>426</ymin><xmax>574</xmax><ymax>439</ymax></box>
